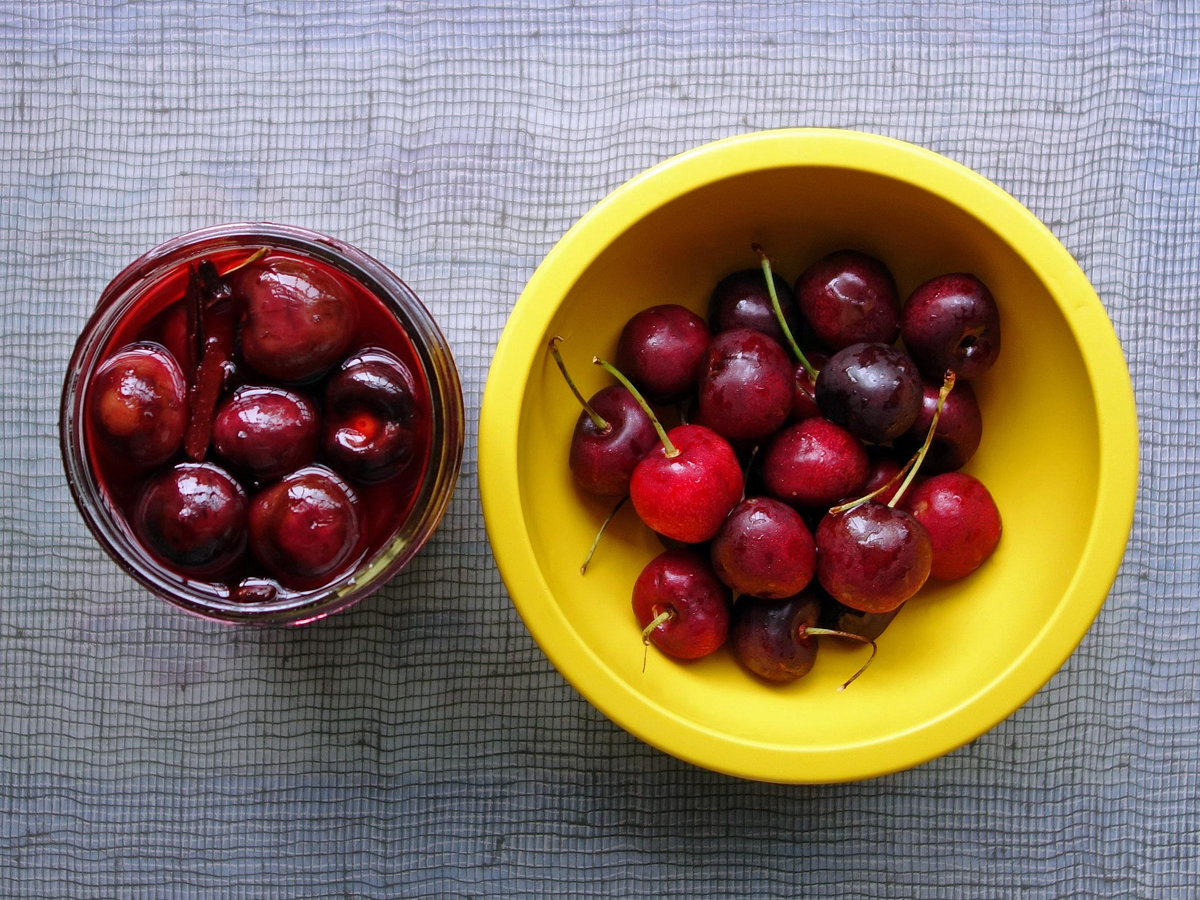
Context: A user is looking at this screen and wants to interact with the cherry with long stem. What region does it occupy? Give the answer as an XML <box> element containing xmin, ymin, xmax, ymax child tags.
<box><xmin>549</xmin><ymin>336</ymin><xmax>610</xmax><ymax>431</ymax></box>
<box><xmin>753</xmin><ymin>244</ymin><xmax>818</xmax><ymax>381</ymax></box>
<box><xmin>580</xmin><ymin>495</ymin><xmax>627</xmax><ymax>574</ymax></box>
<box><xmin>801</xmin><ymin>626</ymin><xmax>878</xmax><ymax>691</ymax></box>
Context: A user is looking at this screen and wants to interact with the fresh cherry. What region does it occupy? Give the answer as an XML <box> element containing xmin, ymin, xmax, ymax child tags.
<box><xmin>894</xmin><ymin>378</ymin><xmax>982</xmax><ymax>473</ymax></box>
<box><xmin>761</xmin><ymin>417</ymin><xmax>869</xmax><ymax>509</ymax></box>
<box><xmin>633</xmin><ymin>550</ymin><xmax>731</xmax><ymax>660</ymax></box>
<box><xmin>696</xmin><ymin>328</ymin><xmax>794</xmax><ymax>441</ymax></box>
<box><xmin>710</xmin><ymin>497</ymin><xmax>816</xmax><ymax>599</ymax></box>
<box><xmin>549</xmin><ymin>338</ymin><xmax>657</xmax><ymax>496</ymax></box>
<box><xmin>595</xmin><ymin>358</ymin><xmax>743</xmax><ymax>543</ymax></box>
<box><xmin>733</xmin><ymin>589</ymin><xmax>878</xmax><ymax>687</ymax></box>
<box><xmin>732</xmin><ymin>591</ymin><xmax>821</xmax><ymax>682</ymax></box>
<box><xmin>615</xmin><ymin>304</ymin><xmax>710</xmax><ymax>403</ymax></box>
<box><xmin>212</xmin><ymin>386</ymin><xmax>320</xmax><ymax>482</ymax></box>
<box><xmin>248</xmin><ymin>465</ymin><xmax>363</xmax><ymax>586</ymax></box>
<box><xmin>901</xmin><ymin>273</ymin><xmax>1001</xmax><ymax>380</ymax></box>
<box><xmin>89</xmin><ymin>342</ymin><xmax>189</xmax><ymax>467</ymax></box>
<box><xmin>135</xmin><ymin>462</ymin><xmax>247</xmax><ymax>575</ymax></box>
<box><xmin>816</xmin><ymin>502</ymin><xmax>932</xmax><ymax>613</ymax></box>
<box><xmin>708</xmin><ymin>267</ymin><xmax>804</xmax><ymax>346</ymax></box>
<box><xmin>234</xmin><ymin>257</ymin><xmax>356</xmax><ymax>383</ymax></box>
<box><xmin>815</xmin><ymin>342</ymin><xmax>922</xmax><ymax>443</ymax></box>
<box><xmin>323</xmin><ymin>348</ymin><xmax>419</xmax><ymax>484</ymax></box>
<box><xmin>629</xmin><ymin>422</ymin><xmax>744</xmax><ymax>544</ymax></box>
<box><xmin>795</xmin><ymin>250</ymin><xmax>900</xmax><ymax>350</ymax></box>
<box><xmin>900</xmin><ymin>472</ymin><xmax>1002</xmax><ymax>580</ymax></box>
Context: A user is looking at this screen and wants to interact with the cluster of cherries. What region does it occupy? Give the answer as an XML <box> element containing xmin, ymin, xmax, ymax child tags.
<box><xmin>552</xmin><ymin>245</ymin><xmax>1002</xmax><ymax>688</ymax></box>
<box><xmin>87</xmin><ymin>250</ymin><xmax>425</xmax><ymax>600</ymax></box>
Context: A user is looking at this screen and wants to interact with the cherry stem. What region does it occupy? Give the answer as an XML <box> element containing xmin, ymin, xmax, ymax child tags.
<box><xmin>801</xmin><ymin>627</ymin><xmax>878</xmax><ymax>691</ymax></box>
<box><xmin>753</xmin><ymin>243</ymin><xmax>818</xmax><ymax>382</ymax></box>
<box><xmin>548</xmin><ymin>337</ymin><xmax>610</xmax><ymax>431</ymax></box>
<box><xmin>888</xmin><ymin>371</ymin><xmax>956</xmax><ymax>509</ymax></box>
<box><xmin>594</xmin><ymin>357</ymin><xmax>679</xmax><ymax>458</ymax></box>
<box><xmin>219</xmin><ymin>247</ymin><xmax>270</xmax><ymax>277</ymax></box>
<box><xmin>642</xmin><ymin>608</ymin><xmax>675</xmax><ymax>673</ymax></box>
<box><xmin>580</xmin><ymin>496</ymin><xmax>627</xmax><ymax>574</ymax></box>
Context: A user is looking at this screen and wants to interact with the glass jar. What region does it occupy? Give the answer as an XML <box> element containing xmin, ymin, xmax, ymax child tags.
<box><xmin>60</xmin><ymin>223</ymin><xmax>464</xmax><ymax>625</ymax></box>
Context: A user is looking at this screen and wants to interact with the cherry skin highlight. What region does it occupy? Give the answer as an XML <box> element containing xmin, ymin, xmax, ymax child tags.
<box><xmin>761</xmin><ymin>417</ymin><xmax>869</xmax><ymax>509</ymax></box>
<box><xmin>629</xmin><ymin>424</ymin><xmax>743</xmax><ymax>544</ymax></box>
<box><xmin>235</xmin><ymin>257</ymin><xmax>356</xmax><ymax>383</ymax></box>
<box><xmin>815</xmin><ymin>502</ymin><xmax>933</xmax><ymax>613</ymax></box>
<box><xmin>632</xmin><ymin>550</ymin><xmax>731</xmax><ymax>659</ymax></box>
<box><xmin>900</xmin><ymin>472</ymin><xmax>1002</xmax><ymax>580</ymax></box>
<box><xmin>323</xmin><ymin>347</ymin><xmax>420</xmax><ymax>484</ymax></box>
<box><xmin>708</xmin><ymin>267</ymin><xmax>805</xmax><ymax>346</ymax></box>
<box><xmin>89</xmin><ymin>342</ymin><xmax>189</xmax><ymax>468</ymax></box>
<box><xmin>212</xmin><ymin>386</ymin><xmax>320</xmax><ymax>482</ymax></box>
<box><xmin>901</xmin><ymin>273</ymin><xmax>1001</xmax><ymax>380</ymax></box>
<box><xmin>894</xmin><ymin>378</ymin><xmax>983</xmax><ymax>473</ymax></box>
<box><xmin>731</xmin><ymin>590</ymin><xmax>821</xmax><ymax>682</ymax></box>
<box><xmin>795</xmin><ymin>250</ymin><xmax>900</xmax><ymax>350</ymax></box>
<box><xmin>615</xmin><ymin>304</ymin><xmax>710</xmax><ymax>404</ymax></box>
<box><xmin>697</xmin><ymin>328</ymin><xmax>794</xmax><ymax>441</ymax></box>
<box><xmin>710</xmin><ymin>497</ymin><xmax>816</xmax><ymax>599</ymax></box>
<box><xmin>135</xmin><ymin>461</ymin><xmax>248</xmax><ymax>575</ymax></box>
<box><xmin>815</xmin><ymin>342</ymin><xmax>923</xmax><ymax>444</ymax></box>
<box><xmin>248</xmin><ymin>465</ymin><xmax>363</xmax><ymax>586</ymax></box>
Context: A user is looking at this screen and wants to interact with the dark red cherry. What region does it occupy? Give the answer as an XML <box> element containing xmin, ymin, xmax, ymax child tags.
<box><xmin>795</xmin><ymin>250</ymin><xmax>900</xmax><ymax>350</ymax></box>
<box><xmin>323</xmin><ymin>348</ymin><xmax>420</xmax><ymax>484</ymax></box>
<box><xmin>235</xmin><ymin>257</ymin><xmax>356</xmax><ymax>383</ymax></box>
<box><xmin>213</xmin><ymin>386</ymin><xmax>320</xmax><ymax>482</ymax></box>
<box><xmin>815</xmin><ymin>502</ymin><xmax>932</xmax><ymax>613</ymax></box>
<box><xmin>632</xmin><ymin>550</ymin><xmax>731</xmax><ymax>659</ymax></box>
<box><xmin>710</xmin><ymin>498</ymin><xmax>816</xmax><ymax>599</ymax></box>
<box><xmin>89</xmin><ymin>342</ymin><xmax>188</xmax><ymax>467</ymax></box>
<box><xmin>894</xmin><ymin>379</ymin><xmax>983</xmax><ymax>473</ymax></box>
<box><xmin>816</xmin><ymin>342</ymin><xmax>923</xmax><ymax>444</ymax></box>
<box><xmin>761</xmin><ymin>418</ymin><xmax>869</xmax><ymax>509</ymax></box>
<box><xmin>615</xmin><ymin>304</ymin><xmax>710</xmax><ymax>403</ymax></box>
<box><xmin>135</xmin><ymin>462</ymin><xmax>247</xmax><ymax>575</ymax></box>
<box><xmin>248</xmin><ymin>465</ymin><xmax>362</xmax><ymax>586</ymax></box>
<box><xmin>731</xmin><ymin>591</ymin><xmax>821</xmax><ymax>682</ymax></box>
<box><xmin>900</xmin><ymin>472</ymin><xmax>1001</xmax><ymax>580</ymax></box>
<box><xmin>708</xmin><ymin>268</ymin><xmax>805</xmax><ymax>346</ymax></box>
<box><xmin>629</xmin><ymin>424</ymin><xmax>743</xmax><ymax>543</ymax></box>
<box><xmin>567</xmin><ymin>386</ymin><xmax>658</xmax><ymax>497</ymax></box>
<box><xmin>696</xmin><ymin>328</ymin><xmax>793</xmax><ymax>441</ymax></box>
<box><xmin>901</xmin><ymin>273</ymin><xmax>1001</xmax><ymax>380</ymax></box>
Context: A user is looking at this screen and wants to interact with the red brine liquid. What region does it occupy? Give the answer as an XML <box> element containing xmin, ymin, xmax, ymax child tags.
<box><xmin>84</xmin><ymin>247</ymin><xmax>433</xmax><ymax>604</ymax></box>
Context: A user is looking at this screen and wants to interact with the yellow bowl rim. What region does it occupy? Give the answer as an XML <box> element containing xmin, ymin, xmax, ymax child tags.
<box><xmin>479</xmin><ymin>128</ymin><xmax>1138</xmax><ymax>783</ymax></box>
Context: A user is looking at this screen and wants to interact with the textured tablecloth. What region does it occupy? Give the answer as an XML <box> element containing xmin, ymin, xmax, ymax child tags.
<box><xmin>1</xmin><ymin>2</ymin><xmax>1196</xmax><ymax>897</ymax></box>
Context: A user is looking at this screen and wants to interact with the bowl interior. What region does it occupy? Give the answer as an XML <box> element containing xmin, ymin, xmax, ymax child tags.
<box><xmin>515</xmin><ymin>163</ymin><xmax>1101</xmax><ymax>776</ymax></box>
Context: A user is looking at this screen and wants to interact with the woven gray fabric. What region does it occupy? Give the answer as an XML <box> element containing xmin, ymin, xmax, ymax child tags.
<box><xmin>1</xmin><ymin>1</ymin><xmax>1196</xmax><ymax>897</ymax></box>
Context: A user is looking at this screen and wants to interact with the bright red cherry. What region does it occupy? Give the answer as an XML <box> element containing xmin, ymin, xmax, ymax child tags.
<box><xmin>900</xmin><ymin>472</ymin><xmax>1002</xmax><ymax>580</ymax></box>
<box><xmin>633</xmin><ymin>550</ymin><xmax>731</xmax><ymax>660</ymax></box>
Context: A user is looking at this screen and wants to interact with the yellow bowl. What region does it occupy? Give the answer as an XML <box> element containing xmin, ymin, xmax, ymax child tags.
<box><xmin>479</xmin><ymin>129</ymin><xmax>1137</xmax><ymax>783</ymax></box>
